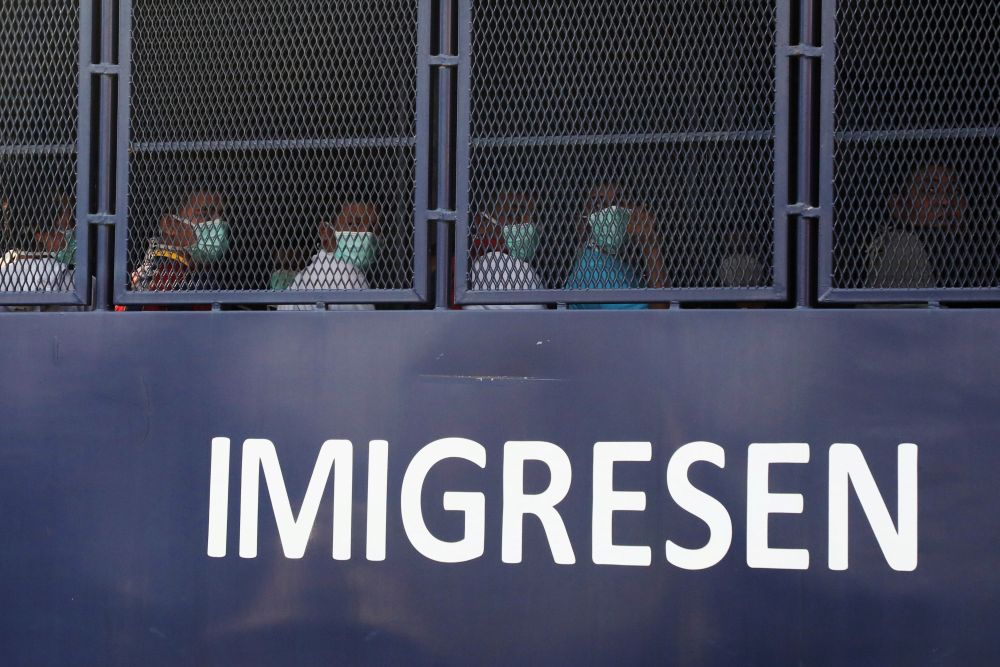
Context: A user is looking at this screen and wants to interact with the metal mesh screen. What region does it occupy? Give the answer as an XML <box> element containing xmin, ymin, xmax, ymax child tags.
<box><xmin>0</xmin><ymin>2</ymin><xmax>79</xmax><ymax>296</ymax></box>
<box><xmin>832</xmin><ymin>0</ymin><xmax>1000</xmax><ymax>292</ymax></box>
<box><xmin>125</xmin><ymin>0</ymin><xmax>419</xmax><ymax>297</ymax></box>
<box><xmin>464</xmin><ymin>0</ymin><xmax>777</xmax><ymax>298</ymax></box>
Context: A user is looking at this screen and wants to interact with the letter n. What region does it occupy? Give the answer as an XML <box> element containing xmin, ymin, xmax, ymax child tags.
<box><xmin>828</xmin><ymin>443</ymin><xmax>917</xmax><ymax>571</ymax></box>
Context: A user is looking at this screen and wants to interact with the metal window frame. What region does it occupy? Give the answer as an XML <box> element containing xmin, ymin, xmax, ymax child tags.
<box><xmin>0</xmin><ymin>0</ymin><xmax>92</xmax><ymax>308</ymax></box>
<box><xmin>112</xmin><ymin>0</ymin><xmax>431</xmax><ymax>307</ymax></box>
<box><xmin>452</xmin><ymin>0</ymin><xmax>790</xmax><ymax>307</ymax></box>
<box><xmin>816</xmin><ymin>0</ymin><xmax>1000</xmax><ymax>305</ymax></box>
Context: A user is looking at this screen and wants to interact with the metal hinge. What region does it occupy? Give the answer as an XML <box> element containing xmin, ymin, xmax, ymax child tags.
<box><xmin>786</xmin><ymin>44</ymin><xmax>824</xmax><ymax>59</ymax></box>
<box><xmin>88</xmin><ymin>63</ymin><xmax>122</xmax><ymax>76</ymax></box>
<box><xmin>428</xmin><ymin>209</ymin><xmax>457</xmax><ymax>222</ymax></box>
<box><xmin>86</xmin><ymin>213</ymin><xmax>116</xmax><ymax>226</ymax></box>
<box><xmin>786</xmin><ymin>204</ymin><xmax>822</xmax><ymax>218</ymax></box>
<box><xmin>429</xmin><ymin>55</ymin><xmax>459</xmax><ymax>67</ymax></box>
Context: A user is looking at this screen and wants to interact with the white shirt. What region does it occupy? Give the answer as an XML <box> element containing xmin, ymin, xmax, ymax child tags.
<box><xmin>0</xmin><ymin>255</ymin><xmax>75</xmax><ymax>312</ymax></box>
<box><xmin>277</xmin><ymin>250</ymin><xmax>375</xmax><ymax>311</ymax></box>
<box><xmin>866</xmin><ymin>229</ymin><xmax>935</xmax><ymax>289</ymax></box>
<box><xmin>0</xmin><ymin>254</ymin><xmax>74</xmax><ymax>292</ymax></box>
<box><xmin>463</xmin><ymin>251</ymin><xmax>546</xmax><ymax>311</ymax></box>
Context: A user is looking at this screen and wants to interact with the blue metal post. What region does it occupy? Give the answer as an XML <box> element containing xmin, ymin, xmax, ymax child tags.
<box><xmin>434</xmin><ymin>0</ymin><xmax>456</xmax><ymax>310</ymax></box>
<box><xmin>795</xmin><ymin>0</ymin><xmax>819</xmax><ymax>308</ymax></box>
<box><xmin>72</xmin><ymin>0</ymin><xmax>95</xmax><ymax>305</ymax></box>
<box><xmin>92</xmin><ymin>0</ymin><xmax>117</xmax><ymax>310</ymax></box>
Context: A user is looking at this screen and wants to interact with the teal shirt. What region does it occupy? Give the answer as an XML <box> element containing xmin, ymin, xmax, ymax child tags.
<box><xmin>564</xmin><ymin>246</ymin><xmax>649</xmax><ymax>310</ymax></box>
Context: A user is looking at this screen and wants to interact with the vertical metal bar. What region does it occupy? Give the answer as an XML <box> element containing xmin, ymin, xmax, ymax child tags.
<box><xmin>452</xmin><ymin>0</ymin><xmax>471</xmax><ymax>306</ymax></box>
<box><xmin>95</xmin><ymin>230</ymin><xmax>111</xmax><ymax>308</ymax></box>
<box><xmin>773</xmin><ymin>0</ymin><xmax>791</xmax><ymax>301</ymax></box>
<box><xmin>816</xmin><ymin>0</ymin><xmax>837</xmax><ymax>301</ymax></box>
<box><xmin>74</xmin><ymin>0</ymin><xmax>94</xmax><ymax>304</ymax></box>
<box><xmin>795</xmin><ymin>0</ymin><xmax>817</xmax><ymax>308</ymax></box>
<box><xmin>94</xmin><ymin>0</ymin><xmax>115</xmax><ymax>310</ymax></box>
<box><xmin>414</xmin><ymin>0</ymin><xmax>432</xmax><ymax>302</ymax></box>
<box><xmin>434</xmin><ymin>0</ymin><xmax>455</xmax><ymax>310</ymax></box>
<box><xmin>435</xmin><ymin>224</ymin><xmax>449</xmax><ymax>308</ymax></box>
<box><xmin>113</xmin><ymin>0</ymin><xmax>133</xmax><ymax>304</ymax></box>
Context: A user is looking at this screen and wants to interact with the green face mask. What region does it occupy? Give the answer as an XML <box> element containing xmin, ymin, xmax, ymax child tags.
<box><xmin>53</xmin><ymin>229</ymin><xmax>77</xmax><ymax>265</ymax></box>
<box><xmin>268</xmin><ymin>268</ymin><xmax>297</xmax><ymax>291</ymax></box>
<box><xmin>184</xmin><ymin>219</ymin><xmax>230</xmax><ymax>264</ymax></box>
<box><xmin>333</xmin><ymin>231</ymin><xmax>378</xmax><ymax>271</ymax></box>
<box><xmin>501</xmin><ymin>222</ymin><xmax>538</xmax><ymax>263</ymax></box>
<box><xmin>588</xmin><ymin>206</ymin><xmax>630</xmax><ymax>254</ymax></box>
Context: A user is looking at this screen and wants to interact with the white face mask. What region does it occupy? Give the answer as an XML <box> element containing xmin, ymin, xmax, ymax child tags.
<box><xmin>501</xmin><ymin>222</ymin><xmax>539</xmax><ymax>263</ymax></box>
<box><xmin>53</xmin><ymin>229</ymin><xmax>77</xmax><ymax>265</ymax></box>
<box><xmin>172</xmin><ymin>216</ymin><xmax>230</xmax><ymax>264</ymax></box>
<box><xmin>588</xmin><ymin>206</ymin><xmax>630</xmax><ymax>254</ymax></box>
<box><xmin>332</xmin><ymin>231</ymin><xmax>378</xmax><ymax>271</ymax></box>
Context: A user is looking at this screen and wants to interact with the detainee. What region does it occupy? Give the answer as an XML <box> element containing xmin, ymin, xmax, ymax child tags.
<box><xmin>0</xmin><ymin>195</ymin><xmax>76</xmax><ymax>302</ymax></box>
<box><xmin>564</xmin><ymin>183</ymin><xmax>667</xmax><ymax>309</ymax></box>
<box><xmin>131</xmin><ymin>190</ymin><xmax>230</xmax><ymax>292</ymax></box>
<box><xmin>865</xmin><ymin>164</ymin><xmax>968</xmax><ymax>289</ymax></box>
<box><xmin>277</xmin><ymin>201</ymin><xmax>379</xmax><ymax>311</ymax></box>
<box><xmin>717</xmin><ymin>227</ymin><xmax>770</xmax><ymax>288</ymax></box>
<box><xmin>464</xmin><ymin>190</ymin><xmax>546</xmax><ymax>310</ymax></box>
<box><xmin>268</xmin><ymin>247</ymin><xmax>302</xmax><ymax>292</ymax></box>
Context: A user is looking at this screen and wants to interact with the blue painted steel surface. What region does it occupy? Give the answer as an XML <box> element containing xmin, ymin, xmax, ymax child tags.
<box><xmin>1</xmin><ymin>310</ymin><xmax>998</xmax><ymax>665</ymax></box>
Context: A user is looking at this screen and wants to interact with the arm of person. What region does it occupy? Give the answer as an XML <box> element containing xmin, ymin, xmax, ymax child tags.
<box><xmin>629</xmin><ymin>208</ymin><xmax>669</xmax><ymax>291</ymax></box>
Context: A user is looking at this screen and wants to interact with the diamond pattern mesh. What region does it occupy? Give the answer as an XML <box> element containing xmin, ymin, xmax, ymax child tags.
<box><xmin>0</xmin><ymin>2</ymin><xmax>78</xmax><ymax>295</ymax></box>
<box><xmin>832</xmin><ymin>0</ymin><xmax>1000</xmax><ymax>291</ymax></box>
<box><xmin>464</xmin><ymin>0</ymin><xmax>777</xmax><ymax>296</ymax></box>
<box><xmin>126</xmin><ymin>0</ymin><xmax>419</xmax><ymax>296</ymax></box>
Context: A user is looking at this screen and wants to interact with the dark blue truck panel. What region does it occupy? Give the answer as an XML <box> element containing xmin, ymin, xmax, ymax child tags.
<box><xmin>1</xmin><ymin>310</ymin><xmax>997</xmax><ymax>665</ymax></box>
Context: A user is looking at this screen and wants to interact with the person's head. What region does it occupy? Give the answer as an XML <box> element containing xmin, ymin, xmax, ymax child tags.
<box><xmin>488</xmin><ymin>191</ymin><xmax>535</xmax><ymax>228</ymax></box>
<box><xmin>158</xmin><ymin>190</ymin><xmax>229</xmax><ymax>263</ymax></box>
<box><xmin>472</xmin><ymin>191</ymin><xmax>538</xmax><ymax>262</ymax></box>
<box><xmin>35</xmin><ymin>196</ymin><xmax>76</xmax><ymax>264</ymax></box>
<box><xmin>268</xmin><ymin>247</ymin><xmax>303</xmax><ymax>291</ymax></box>
<box><xmin>583</xmin><ymin>183</ymin><xmax>622</xmax><ymax>214</ymax></box>
<box><xmin>890</xmin><ymin>165</ymin><xmax>967</xmax><ymax>229</ymax></box>
<box><xmin>319</xmin><ymin>201</ymin><xmax>381</xmax><ymax>270</ymax></box>
<box><xmin>272</xmin><ymin>246</ymin><xmax>300</xmax><ymax>271</ymax></box>
<box><xmin>580</xmin><ymin>182</ymin><xmax>657</xmax><ymax>256</ymax></box>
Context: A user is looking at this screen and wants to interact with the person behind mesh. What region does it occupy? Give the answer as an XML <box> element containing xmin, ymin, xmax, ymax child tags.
<box><xmin>0</xmin><ymin>195</ymin><xmax>76</xmax><ymax>303</ymax></box>
<box><xmin>865</xmin><ymin>164</ymin><xmax>968</xmax><ymax>289</ymax></box>
<box><xmin>277</xmin><ymin>201</ymin><xmax>379</xmax><ymax>311</ymax></box>
<box><xmin>463</xmin><ymin>191</ymin><xmax>546</xmax><ymax>311</ymax></box>
<box><xmin>717</xmin><ymin>227</ymin><xmax>770</xmax><ymax>288</ymax></box>
<box><xmin>130</xmin><ymin>190</ymin><xmax>230</xmax><ymax>292</ymax></box>
<box><xmin>564</xmin><ymin>183</ymin><xmax>667</xmax><ymax>309</ymax></box>
<box><xmin>267</xmin><ymin>247</ymin><xmax>303</xmax><ymax>292</ymax></box>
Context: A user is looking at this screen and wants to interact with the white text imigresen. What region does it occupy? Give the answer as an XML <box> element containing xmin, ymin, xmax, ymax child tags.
<box><xmin>206</xmin><ymin>438</ymin><xmax>918</xmax><ymax>571</ymax></box>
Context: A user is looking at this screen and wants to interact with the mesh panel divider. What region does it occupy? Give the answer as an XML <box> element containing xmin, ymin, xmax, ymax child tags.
<box><xmin>456</xmin><ymin>0</ymin><xmax>783</xmax><ymax>306</ymax></box>
<box><xmin>825</xmin><ymin>0</ymin><xmax>1000</xmax><ymax>300</ymax></box>
<box><xmin>0</xmin><ymin>1</ymin><xmax>82</xmax><ymax>306</ymax></box>
<box><xmin>119</xmin><ymin>0</ymin><xmax>425</xmax><ymax>305</ymax></box>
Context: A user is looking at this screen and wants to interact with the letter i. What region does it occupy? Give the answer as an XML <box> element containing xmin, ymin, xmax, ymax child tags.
<box><xmin>367</xmin><ymin>440</ymin><xmax>389</xmax><ymax>561</ymax></box>
<box><xmin>207</xmin><ymin>437</ymin><xmax>231</xmax><ymax>557</ymax></box>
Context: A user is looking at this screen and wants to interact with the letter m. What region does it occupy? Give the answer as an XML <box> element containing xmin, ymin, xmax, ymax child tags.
<box><xmin>238</xmin><ymin>439</ymin><xmax>353</xmax><ymax>560</ymax></box>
